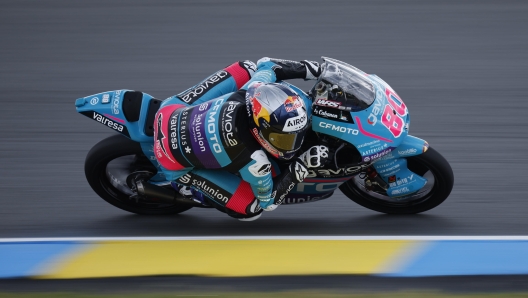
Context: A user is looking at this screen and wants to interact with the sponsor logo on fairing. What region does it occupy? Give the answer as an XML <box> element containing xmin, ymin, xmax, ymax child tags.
<box><xmin>306</xmin><ymin>164</ymin><xmax>370</xmax><ymax>178</ymax></box>
<box><xmin>178</xmin><ymin>70</ymin><xmax>230</xmax><ymax>103</ymax></box>
<box><xmin>102</xmin><ymin>94</ymin><xmax>110</xmax><ymax>104</ymax></box>
<box><xmin>315</xmin><ymin>98</ymin><xmax>340</xmax><ymax>108</ymax></box>
<box><xmin>90</xmin><ymin>97</ymin><xmax>99</xmax><ymax>105</ymax></box>
<box><xmin>398</xmin><ymin>148</ymin><xmax>417</xmax><ymax>155</ymax></box>
<box><xmin>391</xmin><ymin>187</ymin><xmax>410</xmax><ymax>195</ymax></box>
<box><xmin>318</xmin><ymin>122</ymin><xmax>359</xmax><ymax>135</ymax></box>
<box><xmin>169</xmin><ymin>112</ymin><xmax>179</xmax><ymax>150</ymax></box>
<box><xmin>357</xmin><ymin>140</ymin><xmax>381</xmax><ymax>149</ymax></box>
<box><xmin>363</xmin><ymin>148</ymin><xmax>392</xmax><ymax>162</ymax></box>
<box><xmin>315</xmin><ymin>109</ymin><xmax>338</xmax><ymax>119</ymax></box>
<box><xmin>361</xmin><ymin>144</ymin><xmax>389</xmax><ymax>155</ymax></box>
<box><xmin>112</xmin><ymin>94</ymin><xmax>120</xmax><ymax>114</ymax></box>
<box><xmin>92</xmin><ymin>112</ymin><xmax>124</xmax><ymax>132</ymax></box>
<box><xmin>367</xmin><ymin>95</ymin><xmax>383</xmax><ymax>125</ymax></box>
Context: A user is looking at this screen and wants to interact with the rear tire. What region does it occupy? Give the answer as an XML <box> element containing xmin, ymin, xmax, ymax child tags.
<box><xmin>85</xmin><ymin>134</ymin><xmax>192</xmax><ymax>215</ymax></box>
<box><xmin>339</xmin><ymin>147</ymin><xmax>453</xmax><ymax>214</ymax></box>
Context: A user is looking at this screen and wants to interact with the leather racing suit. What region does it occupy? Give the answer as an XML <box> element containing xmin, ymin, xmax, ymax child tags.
<box><xmin>153</xmin><ymin>58</ymin><xmax>323</xmax><ymax>220</ymax></box>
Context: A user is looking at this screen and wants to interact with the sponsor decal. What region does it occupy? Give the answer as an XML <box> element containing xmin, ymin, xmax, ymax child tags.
<box><xmin>284</xmin><ymin>113</ymin><xmax>307</xmax><ymax>132</ymax></box>
<box><xmin>276</xmin><ymin>182</ymin><xmax>296</xmax><ymax>205</ymax></box>
<box><xmin>388</xmin><ymin>175</ymin><xmax>396</xmax><ymax>183</ymax></box>
<box><xmin>207</xmin><ymin>98</ymin><xmax>224</xmax><ymax>153</ymax></box>
<box><xmin>178</xmin><ymin>70</ymin><xmax>230</xmax><ymax>103</ymax></box>
<box><xmin>363</xmin><ymin>148</ymin><xmax>392</xmax><ymax>163</ymax></box>
<box><xmin>294</xmin><ymin>182</ymin><xmax>343</xmax><ymax>193</ymax></box>
<box><xmin>315</xmin><ymin>108</ymin><xmax>338</xmax><ymax>119</ymax></box>
<box><xmin>92</xmin><ymin>112</ymin><xmax>122</xmax><ymax>131</ymax></box>
<box><xmin>221</xmin><ymin>101</ymin><xmax>238</xmax><ymax>146</ymax></box>
<box><xmin>389</xmin><ymin>176</ymin><xmax>414</xmax><ymax>188</ymax></box>
<box><xmin>284</xmin><ymin>96</ymin><xmax>303</xmax><ymax>112</ymax></box>
<box><xmin>252</xmin><ymin>128</ymin><xmax>280</xmax><ymax>157</ymax></box>
<box><xmin>257</xmin><ymin>164</ymin><xmax>271</xmax><ymax>176</ymax></box>
<box><xmin>294</xmin><ymin>162</ymin><xmax>308</xmax><ymax>182</ymax></box>
<box><xmin>281</xmin><ymin>192</ymin><xmax>332</xmax><ymax>205</ymax></box>
<box><xmin>112</xmin><ymin>94</ymin><xmax>120</xmax><ymax>114</ymax></box>
<box><xmin>155</xmin><ymin>114</ymin><xmax>174</xmax><ymax>162</ymax></box>
<box><xmin>315</xmin><ymin>98</ymin><xmax>340</xmax><ymax>108</ymax></box>
<box><xmin>379</xmin><ymin>163</ymin><xmax>400</xmax><ymax>174</ymax></box>
<box><xmin>249</xmin><ymin>199</ymin><xmax>261</xmax><ymax>213</ymax></box>
<box><xmin>367</xmin><ymin>95</ymin><xmax>383</xmax><ymax>125</ymax></box>
<box><xmin>178</xmin><ymin>173</ymin><xmax>192</xmax><ymax>185</ymax></box>
<box><xmin>90</xmin><ymin>97</ymin><xmax>99</xmax><ymax>105</ymax></box>
<box><xmin>169</xmin><ymin>111</ymin><xmax>179</xmax><ymax>150</ymax></box>
<box><xmin>102</xmin><ymin>94</ymin><xmax>110</xmax><ymax>104</ymax></box>
<box><xmin>398</xmin><ymin>148</ymin><xmax>417</xmax><ymax>155</ymax></box>
<box><xmin>318</xmin><ymin>122</ymin><xmax>359</xmax><ymax>135</ymax></box>
<box><xmin>357</xmin><ymin>140</ymin><xmax>381</xmax><ymax>149</ymax></box>
<box><xmin>243</xmin><ymin>61</ymin><xmax>256</xmax><ymax>75</ymax></box>
<box><xmin>391</xmin><ymin>187</ymin><xmax>410</xmax><ymax>195</ymax></box>
<box><xmin>191</xmin><ymin>177</ymin><xmax>230</xmax><ymax>203</ymax></box>
<box><xmin>306</xmin><ymin>163</ymin><xmax>370</xmax><ymax>178</ymax></box>
<box><xmin>191</xmin><ymin>112</ymin><xmax>207</xmax><ymax>152</ymax></box>
<box><xmin>361</xmin><ymin>144</ymin><xmax>389</xmax><ymax>155</ymax></box>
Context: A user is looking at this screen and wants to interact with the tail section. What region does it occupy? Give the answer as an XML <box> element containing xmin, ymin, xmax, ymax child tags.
<box><xmin>75</xmin><ymin>90</ymin><xmax>161</xmax><ymax>142</ymax></box>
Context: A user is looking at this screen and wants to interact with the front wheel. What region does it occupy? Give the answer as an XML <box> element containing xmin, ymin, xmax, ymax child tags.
<box><xmin>339</xmin><ymin>147</ymin><xmax>453</xmax><ymax>214</ymax></box>
<box><xmin>85</xmin><ymin>134</ymin><xmax>193</xmax><ymax>215</ymax></box>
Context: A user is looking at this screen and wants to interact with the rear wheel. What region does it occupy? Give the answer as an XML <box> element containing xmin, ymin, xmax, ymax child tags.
<box><xmin>339</xmin><ymin>147</ymin><xmax>453</xmax><ymax>214</ymax></box>
<box><xmin>84</xmin><ymin>134</ymin><xmax>193</xmax><ymax>215</ymax></box>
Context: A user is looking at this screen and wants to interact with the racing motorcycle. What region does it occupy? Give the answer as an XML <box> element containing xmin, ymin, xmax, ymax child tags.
<box><xmin>75</xmin><ymin>57</ymin><xmax>453</xmax><ymax>215</ymax></box>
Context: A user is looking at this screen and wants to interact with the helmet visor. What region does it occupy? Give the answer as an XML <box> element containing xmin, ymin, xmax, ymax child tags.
<box><xmin>269</xmin><ymin>132</ymin><xmax>301</xmax><ymax>151</ymax></box>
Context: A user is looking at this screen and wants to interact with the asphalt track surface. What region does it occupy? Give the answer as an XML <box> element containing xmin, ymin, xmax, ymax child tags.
<box><xmin>1</xmin><ymin>0</ymin><xmax>528</xmax><ymax>293</ymax></box>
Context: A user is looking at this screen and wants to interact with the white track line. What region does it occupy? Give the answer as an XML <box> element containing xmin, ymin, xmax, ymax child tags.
<box><xmin>1</xmin><ymin>236</ymin><xmax>528</xmax><ymax>243</ymax></box>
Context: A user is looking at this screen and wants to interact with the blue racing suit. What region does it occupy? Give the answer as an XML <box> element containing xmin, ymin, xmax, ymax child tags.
<box><xmin>154</xmin><ymin>58</ymin><xmax>322</xmax><ymax>219</ymax></box>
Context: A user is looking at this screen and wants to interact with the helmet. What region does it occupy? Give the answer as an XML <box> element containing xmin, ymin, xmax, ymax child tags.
<box><xmin>246</xmin><ymin>82</ymin><xmax>308</xmax><ymax>160</ymax></box>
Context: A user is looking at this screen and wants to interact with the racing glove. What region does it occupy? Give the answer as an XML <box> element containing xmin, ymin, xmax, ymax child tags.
<box><xmin>297</xmin><ymin>145</ymin><xmax>331</xmax><ymax>169</ymax></box>
<box><xmin>300</xmin><ymin>60</ymin><xmax>322</xmax><ymax>80</ymax></box>
<box><xmin>265</xmin><ymin>145</ymin><xmax>330</xmax><ymax>211</ymax></box>
<box><xmin>256</xmin><ymin>57</ymin><xmax>321</xmax><ymax>81</ymax></box>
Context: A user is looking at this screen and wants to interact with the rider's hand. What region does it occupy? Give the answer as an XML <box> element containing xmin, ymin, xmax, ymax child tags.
<box><xmin>298</xmin><ymin>145</ymin><xmax>331</xmax><ymax>169</ymax></box>
<box><xmin>300</xmin><ymin>60</ymin><xmax>321</xmax><ymax>80</ymax></box>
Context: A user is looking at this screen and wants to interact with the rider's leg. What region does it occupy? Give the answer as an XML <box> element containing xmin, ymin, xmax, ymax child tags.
<box><xmin>162</xmin><ymin>60</ymin><xmax>256</xmax><ymax>107</ymax></box>
<box><xmin>175</xmin><ymin>169</ymin><xmax>263</xmax><ymax>220</ymax></box>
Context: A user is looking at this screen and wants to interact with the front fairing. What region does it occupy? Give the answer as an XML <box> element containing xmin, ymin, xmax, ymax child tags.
<box><xmin>312</xmin><ymin>57</ymin><xmax>410</xmax><ymax>163</ymax></box>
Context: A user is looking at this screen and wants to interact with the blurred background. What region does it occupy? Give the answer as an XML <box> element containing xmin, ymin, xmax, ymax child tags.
<box><xmin>0</xmin><ymin>0</ymin><xmax>528</xmax><ymax>294</ymax></box>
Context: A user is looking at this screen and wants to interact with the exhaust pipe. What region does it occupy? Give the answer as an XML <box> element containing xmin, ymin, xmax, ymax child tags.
<box><xmin>136</xmin><ymin>181</ymin><xmax>203</xmax><ymax>206</ymax></box>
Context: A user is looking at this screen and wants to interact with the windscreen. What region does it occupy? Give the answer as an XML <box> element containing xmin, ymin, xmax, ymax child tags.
<box><xmin>320</xmin><ymin>57</ymin><xmax>375</xmax><ymax>107</ymax></box>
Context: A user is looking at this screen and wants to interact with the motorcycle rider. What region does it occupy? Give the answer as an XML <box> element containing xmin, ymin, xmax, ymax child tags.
<box><xmin>154</xmin><ymin>58</ymin><xmax>329</xmax><ymax>220</ymax></box>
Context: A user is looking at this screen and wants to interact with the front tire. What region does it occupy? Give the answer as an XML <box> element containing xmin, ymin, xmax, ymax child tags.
<box><xmin>85</xmin><ymin>134</ymin><xmax>192</xmax><ymax>215</ymax></box>
<box><xmin>340</xmin><ymin>147</ymin><xmax>454</xmax><ymax>214</ymax></box>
